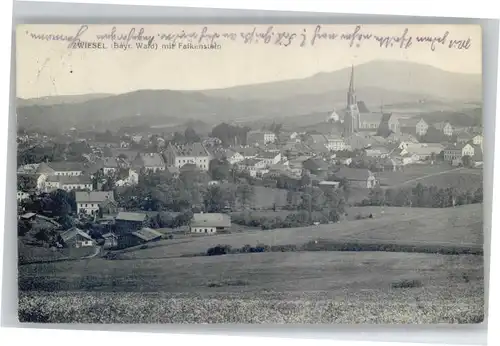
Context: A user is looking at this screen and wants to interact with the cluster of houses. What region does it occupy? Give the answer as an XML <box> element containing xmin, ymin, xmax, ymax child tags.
<box><xmin>17</xmin><ymin>64</ymin><xmax>484</xmax><ymax>253</ymax></box>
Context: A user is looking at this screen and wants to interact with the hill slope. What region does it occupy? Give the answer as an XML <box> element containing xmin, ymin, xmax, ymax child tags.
<box><xmin>202</xmin><ymin>60</ymin><xmax>482</xmax><ymax>102</ymax></box>
<box><xmin>17</xmin><ymin>60</ymin><xmax>481</xmax><ymax>132</ymax></box>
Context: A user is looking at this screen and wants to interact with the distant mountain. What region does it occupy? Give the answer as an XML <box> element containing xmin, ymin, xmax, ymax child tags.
<box><xmin>16</xmin><ymin>90</ymin><xmax>271</xmax><ymax>133</ymax></box>
<box><xmin>17</xmin><ymin>93</ymin><xmax>113</xmax><ymax>107</ymax></box>
<box><xmin>17</xmin><ymin>60</ymin><xmax>481</xmax><ymax>133</ymax></box>
<box><xmin>202</xmin><ymin>60</ymin><xmax>482</xmax><ymax>102</ymax></box>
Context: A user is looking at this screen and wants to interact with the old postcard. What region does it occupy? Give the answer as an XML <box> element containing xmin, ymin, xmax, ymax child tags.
<box><xmin>16</xmin><ymin>24</ymin><xmax>483</xmax><ymax>324</ymax></box>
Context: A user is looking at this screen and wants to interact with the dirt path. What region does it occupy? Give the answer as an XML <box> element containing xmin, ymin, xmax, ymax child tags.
<box><xmin>389</xmin><ymin>167</ymin><xmax>463</xmax><ymax>188</ymax></box>
<box><xmin>82</xmin><ymin>246</ymin><xmax>102</xmax><ymax>259</ymax></box>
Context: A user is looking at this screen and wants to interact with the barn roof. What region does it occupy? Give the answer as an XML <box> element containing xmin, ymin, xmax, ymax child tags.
<box><xmin>60</xmin><ymin>227</ymin><xmax>93</xmax><ymax>243</ymax></box>
<box><xmin>131</xmin><ymin>228</ymin><xmax>163</xmax><ymax>241</ymax></box>
<box><xmin>116</xmin><ymin>212</ymin><xmax>148</xmax><ymax>222</ymax></box>
<box><xmin>191</xmin><ymin>213</ymin><xmax>231</xmax><ymax>228</ymax></box>
<box><xmin>75</xmin><ymin>191</ymin><xmax>115</xmax><ymax>203</ymax></box>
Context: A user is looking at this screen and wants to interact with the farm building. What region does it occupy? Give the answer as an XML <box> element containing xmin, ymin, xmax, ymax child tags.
<box><xmin>58</xmin><ymin>227</ymin><xmax>95</xmax><ymax>248</ymax></box>
<box><xmin>102</xmin><ymin>232</ymin><xmax>118</xmax><ymax>249</ymax></box>
<box><xmin>331</xmin><ymin>167</ymin><xmax>378</xmax><ymax>188</ymax></box>
<box><xmin>19</xmin><ymin>212</ymin><xmax>37</xmax><ymax>222</ymax></box>
<box><xmin>115</xmin><ymin>212</ymin><xmax>149</xmax><ymax>234</ymax></box>
<box><xmin>118</xmin><ymin>227</ymin><xmax>163</xmax><ymax>248</ymax></box>
<box><xmin>190</xmin><ymin>213</ymin><xmax>231</xmax><ymax>234</ymax></box>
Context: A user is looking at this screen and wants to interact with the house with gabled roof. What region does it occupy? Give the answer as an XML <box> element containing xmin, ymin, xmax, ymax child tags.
<box><xmin>399</xmin><ymin>118</ymin><xmax>429</xmax><ymax>136</ymax></box>
<box><xmin>118</xmin><ymin>227</ymin><xmax>163</xmax><ymax>248</ymax></box>
<box><xmin>36</xmin><ymin>161</ymin><xmax>84</xmax><ymax>176</ymax></box>
<box><xmin>224</xmin><ymin>149</ymin><xmax>245</xmax><ymax>165</ymax></box>
<box><xmin>43</xmin><ymin>175</ymin><xmax>93</xmax><ymax>192</ymax></box>
<box><xmin>58</xmin><ymin>227</ymin><xmax>95</xmax><ymax>248</ymax></box>
<box><xmin>331</xmin><ymin>167</ymin><xmax>378</xmax><ymax>188</ymax></box>
<box><xmin>132</xmin><ymin>152</ymin><xmax>166</xmax><ymax>173</ymax></box>
<box><xmin>255</xmin><ymin>151</ymin><xmax>282</xmax><ymax>166</ymax></box>
<box><xmin>190</xmin><ymin>213</ymin><xmax>231</xmax><ymax>234</ymax></box>
<box><xmin>115</xmin><ymin>211</ymin><xmax>149</xmax><ymax>234</ymax></box>
<box><xmin>359</xmin><ymin>113</ymin><xmax>383</xmax><ymax>131</ymax></box>
<box><xmin>75</xmin><ymin>191</ymin><xmax>115</xmax><ymax>216</ymax></box>
<box><xmin>89</xmin><ymin>157</ymin><xmax>120</xmax><ymax>175</ymax></box>
<box><xmin>237</xmin><ymin>158</ymin><xmax>268</xmax><ymax>177</ymax></box>
<box><xmin>400</xmin><ymin>143</ymin><xmax>444</xmax><ymax>161</ymax></box>
<box><xmin>164</xmin><ymin>142</ymin><xmax>211</xmax><ymax>171</ymax></box>
<box><xmin>433</xmin><ymin>121</ymin><xmax>454</xmax><ymax>136</ymax></box>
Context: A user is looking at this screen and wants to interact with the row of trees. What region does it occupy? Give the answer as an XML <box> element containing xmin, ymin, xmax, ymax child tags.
<box><xmin>17</xmin><ymin>141</ymin><xmax>93</xmax><ymax>165</ymax></box>
<box><xmin>116</xmin><ymin>169</ymin><xmax>257</xmax><ymax>213</ymax></box>
<box><xmin>362</xmin><ymin>183</ymin><xmax>483</xmax><ymax>208</ymax></box>
<box><xmin>210</xmin><ymin>123</ymin><xmax>250</xmax><ymax>147</ymax></box>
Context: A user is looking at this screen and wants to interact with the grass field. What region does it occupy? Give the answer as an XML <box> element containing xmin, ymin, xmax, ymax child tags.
<box><xmin>407</xmin><ymin>170</ymin><xmax>483</xmax><ymax>192</ymax></box>
<box><xmin>18</xmin><ymin>241</ymin><xmax>97</xmax><ymax>265</ymax></box>
<box><xmin>109</xmin><ymin>204</ymin><xmax>483</xmax><ymax>260</ymax></box>
<box><xmin>18</xmin><ymin>204</ymin><xmax>484</xmax><ymax>323</ymax></box>
<box><xmin>377</xmin><ymin>164</ymin><xmax>456</xmax><ymax>186</ymax></box>
<box><xmin>18</xmin><ymin>251</ymin><xmax>484</xmax><ymax>323</ymax></box>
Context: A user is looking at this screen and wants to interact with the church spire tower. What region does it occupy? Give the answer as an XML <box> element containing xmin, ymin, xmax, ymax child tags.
<box><xmin>344</xmin><ymin>64</ymin><xmax>360</xmax><ymax>137</ymax></box>
<box><xmin>347</xmin><ymin>64</ymin><xmax>356</xmax><ymax>106</ymax></box>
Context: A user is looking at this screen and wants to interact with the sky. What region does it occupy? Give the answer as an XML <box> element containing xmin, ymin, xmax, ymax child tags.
<box><xmin>16</xmin><ymin>24</ymin><xmax>482</xmax><ymax>99</ymax></box>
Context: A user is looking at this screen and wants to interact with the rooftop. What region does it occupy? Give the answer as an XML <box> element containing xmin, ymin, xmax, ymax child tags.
<box><xmin>399</xmin><ymin>117</ymin><xmax>426</xmax><ymax>127</ymax></box>
<box><xmin>170</xmin><ymin>142</ymin><xmax>209</xmax><ymax>157</ymax></box>
<box><xmin>191</xmin><ymin>213</ymin><xmax>231</xmax><ymax>228</ymax></box>
<box><xmin>256</xmin><ymin>151</ymin><xmax>280</xmax><ymax>159</ymax></box>
<box><xmin>332</xmin><ymin>167</ymin><xmax>374</xmax><ymax>181</ymax></box>
<box><xmin>45</xmin><ymin>175</ymin><xmax>92</xmax><ymax>184</ymax></box>
<box><xmin>131</xmin><ymin>227</ymin><xmax>163</xmax><ymax>242</ymax></box>
<box><xmin>60</xmin><ymin>227</ymin><xmax>93</xmax><ymax>243</ymax></box>
<box><xmin>116</xmin><ymin>211</ymin><xmax>148</xmax><ymax>222</ymax></box>
<box><xmin>239</xmin><ymin>158</ymin><xmax>264</xmax><ymax>166</ymax></box>
<box><xmin>136</xmin><ymin>153</ymin><xmax>165</xmax><ymax>167</ymax></box>
<box><xmin>75</xmin><ymin>191</ymin><xmax>115</xmax><ymax>203</ymax></box>
<box><xmin>44</xmin><ymin>161</ymin><xmax>84</xmax><ymax>172</ymax></box>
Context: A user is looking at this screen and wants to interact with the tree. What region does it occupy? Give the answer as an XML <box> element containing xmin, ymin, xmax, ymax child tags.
<box><xmin>368</xmin><ymin>186</ymin><xmax>386</xmax><ymax>206</ymax></box>
<box><xmin>473</xmin><ymin>187</ymin><xmax>483</xmax><ymax>203</ymax></box>
<box><xmin>300</xmin><ymin>172</ymin><xmax>311</xmax><ymax>188</ymax></box>
<box><xmin>236</xmin><ymin>184</ymin><xmax>255</xmax><ymax>208</ymax></box>
<box><xmin>323</xmin><ymin>188</ymin><xmax>346</xmax><ymax>222</ymax></box>
<box><xmin>17</xmin><ymin>174</ymin><xmax>37</xmax><ymax>191</ymax></box>
<box><xmin>209</xmin><ymin>158</ymin><xmax>230</xmax><ymax>181</ymax></box>
<box><xmin>203</xmin><ymin>185</ymin><xmax>225</xmax><ymax>212</ymax></box>
<box><xmin>462</xmin><ymin>155</ymin><xmax>473</xmax><ymax>168</ymax></box>
<box><xmin>337</xmin><ymin>178</ymin><xmax>351</xmax><ymax>202</ymax></box>
<box><xmin>211</xmin><ymin>123</ymin><xmax>250</xmax><ymax>146</ymax></box>
<box><xmin>184</xmin><ymin>127</ymin><xmax>201</xmax><ymax>144</ymax></box>
<box><xmin>172</xmin><ymin>132</ymin><xmax>185</xmax><ymax>144</ymax></box>
<box><xmin>173</xmin><ymin>210</ymin><xmax>193</xmax><ymax>228</ymax></box>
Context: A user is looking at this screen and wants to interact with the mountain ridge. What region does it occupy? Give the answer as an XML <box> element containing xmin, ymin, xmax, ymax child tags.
<box><xmin>16</xmin><ymin>60</ymin><xmax>482</xmax><ymax>133</ymax></box>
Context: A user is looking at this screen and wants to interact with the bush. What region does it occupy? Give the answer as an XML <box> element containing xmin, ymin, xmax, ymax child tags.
<box><xmin>391</xmin><ymin>279</ymin><xmax>423</xmax><ymax>289</ymax></box>
<box><xmin>207</xmin><ymin>244</ymin><xmax>232</xmax><ymax>256</ymax></box>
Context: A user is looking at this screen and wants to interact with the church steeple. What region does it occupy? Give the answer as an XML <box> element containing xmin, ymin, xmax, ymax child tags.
<box><xmin>347</xmin><ymin>64</ymin><xmax>356</xmax><ymax>106</ymax></box>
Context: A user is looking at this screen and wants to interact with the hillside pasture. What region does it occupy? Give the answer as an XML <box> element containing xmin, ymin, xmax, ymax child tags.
<box><xmin>408</xmin><ymin>170</ymin><xmax>483</xmax><ymax>192</ymax></box>
<box><xmin>18</xmin><ymin>250</ymin><xmax>484</xmax><ymax>323</ymax></box>
<box><xmin>377</xmin><ymin>164</ymin><xmax>458</xmax><ymax>186</ymax></box>
<box><xmin>113</xmin><ymin>204</ymin><xmax>483</xmax><ymax>260</ymax></box>
<box><xmin>18</xmin><ymin>241</ymin><xmax>97</xmax><ymax>265</ymax></box>
<box><xmin>19</xmin><ymin>251</ymin><xmax>482</xmax><ymax>294</ymax></box>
